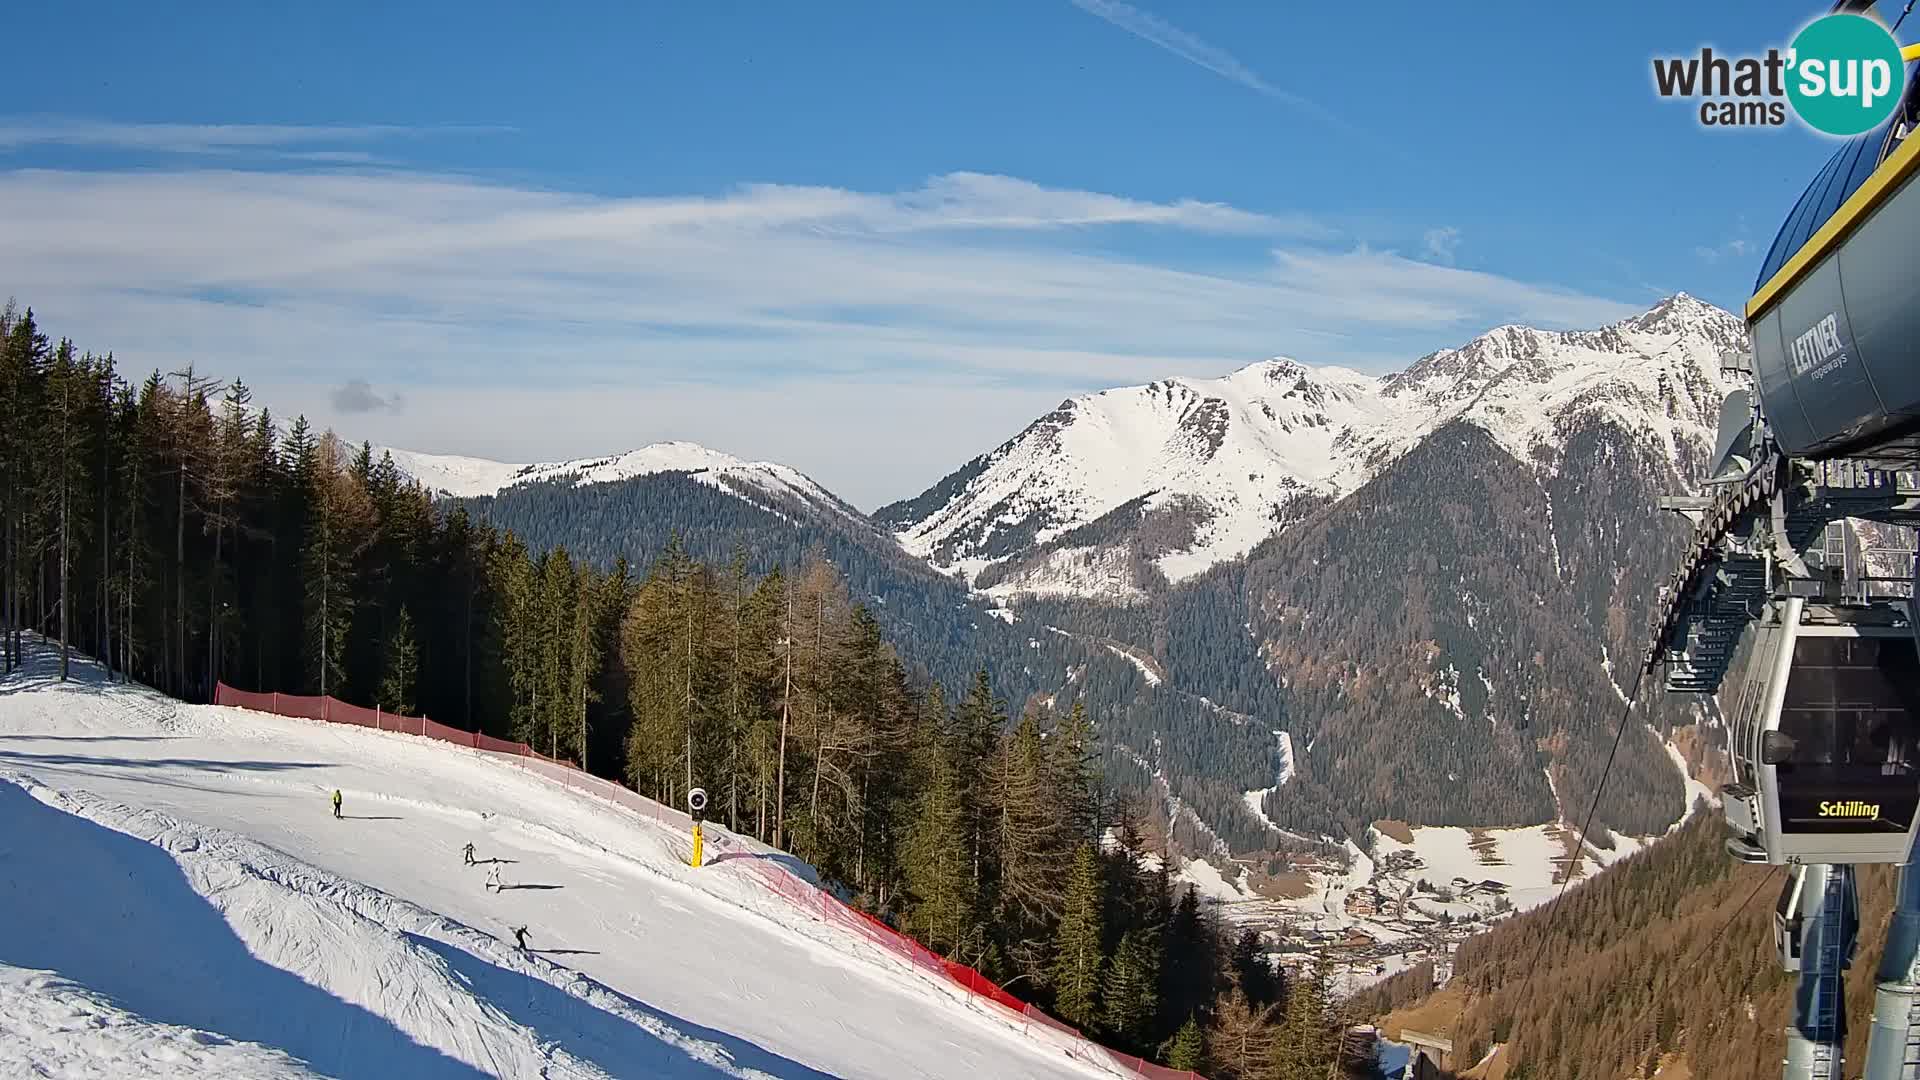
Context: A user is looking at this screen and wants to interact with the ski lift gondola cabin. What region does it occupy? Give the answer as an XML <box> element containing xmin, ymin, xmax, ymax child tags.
<box><xmin>1723</xmin><ymin>597</ymin><xmax>1920</xmax><ymax>864</ymax></box>
<box><xmin>1746</xmin><ymin>43</ymin><xmax>1920</xmax><ymax>461</ymax></box>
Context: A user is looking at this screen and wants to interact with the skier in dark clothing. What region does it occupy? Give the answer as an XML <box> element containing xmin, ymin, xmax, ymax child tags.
<box><xmin>463</xmin><ymin>842</ymin><xmax>476</xmax><ymax>866</ymax></box>
<box><xmin>331</xmin><ymin>789</ymin><xmax>342</xmax><ymax>819</ymax></box>
<box><xmin>512</xmin><ymin>926</ymin><xmax>529</xmax><ymax>951</ymax></box>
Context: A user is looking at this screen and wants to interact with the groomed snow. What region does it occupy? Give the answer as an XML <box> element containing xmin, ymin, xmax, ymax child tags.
<box><xmin>0</xmin><ymin>963</ymin><xmax>321</xmax><ymax>1079</ymax></box>
<box><xmin>0</xmin><ymin>646</ymin><xmax>1120</xmax><ymax>1080</ymax></box>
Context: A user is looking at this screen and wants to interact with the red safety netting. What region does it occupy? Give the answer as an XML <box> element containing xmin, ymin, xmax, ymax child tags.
<box><xmin>211</xmin><ymin>681</ymin><xmax>1200</xmax><ymax>1079</ymax></box>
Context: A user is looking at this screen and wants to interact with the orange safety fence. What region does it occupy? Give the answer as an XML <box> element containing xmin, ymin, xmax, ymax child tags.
<box><xmin>211</xmin><ymin>681</ymin><xmax>1201</xmax><ymax>1080</ymax></box>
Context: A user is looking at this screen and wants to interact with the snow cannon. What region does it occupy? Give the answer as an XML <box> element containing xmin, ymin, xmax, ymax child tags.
<box><xmin>687</xmin><ymin>788</ymin><xmax>707</xmax><ymax>869</ymax></box>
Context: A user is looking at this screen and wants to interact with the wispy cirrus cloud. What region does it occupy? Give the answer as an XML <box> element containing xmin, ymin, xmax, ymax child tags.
<box><xmin>0</xmin><ymin>117</ymin><xmax>512</xmax><ymax>156</ymax></box>
<box><xmin>0</xmin><ymin>142</ymin><xmax>1644</xmax><ymax>506</ymax></box>
<box><xmin>1694</xmin><ymin>237</ymin><xmax>1751</xmax><ymax>263</ymax></box>
<box><xmin>1066</xmin><ymin>0</ymin><xmax>1343</xmax><ymax>124</ymax></box>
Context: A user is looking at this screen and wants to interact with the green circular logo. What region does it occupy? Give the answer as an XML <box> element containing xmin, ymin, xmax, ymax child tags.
<box><xmin>1786</xmin><ymin>14</ymin><xmax>1907</xmax><ymax>136</ymax></box>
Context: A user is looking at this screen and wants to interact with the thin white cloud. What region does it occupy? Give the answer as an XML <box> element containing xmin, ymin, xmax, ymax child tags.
<box><xmin>0</xmin><ymin>118</ymin><xmax>511</xmax><ymax>155</ymax></box>
<box><xmin>1423</xmin><ymin>226</ymin><xmax>1462</xmax><ymax>264</ymax></box>
<box><xmin>1067</xmin><ymin>0</ymin><xmax>1339</xmax><ymax>121</ymax></box>
<box><xmin>0</xmin><ymin>162</ymin><xmax>1645</xmax><ymax>506</ymax></box>
<box><xmin>1694</xmin><ymin>237</ymin><xmax>1751</xmax><ymax>262</ymax></box>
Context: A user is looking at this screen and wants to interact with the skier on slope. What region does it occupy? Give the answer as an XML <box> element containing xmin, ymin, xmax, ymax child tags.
<box><xmin>513</xmin><ymin>926</ymin><xmax>530</xmax><ymax>951</ymax></box>
<box><xmin>331</xmin><ymin>789</ymin><xmax>342</xmax><ymax>819</ymax></box>
<box><xmin>463</xmin><ymin>842</ymin><xmax>476</xmax><ymax>866</ymax></box>
<box><xmin>486</xmin><ymin>863</ymin><xmax>503</xmax><ymax>892</ymax></box>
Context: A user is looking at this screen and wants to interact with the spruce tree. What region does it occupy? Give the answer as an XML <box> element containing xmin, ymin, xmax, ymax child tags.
<box><xmin>1231</xmin><ymin>927</ymin><xmax>1278</xmax><ymax>1006</ymax></box>
<box><xmin>1051</xmin><ymin>843</ymin><xmax>1105</xmax><ymax>1028</ymax></box>
<box><xmin>1100</xmin><ymin>927</ymin><xmax>1159</xmax><ymax>1049</ymax></box>
<box><xmin>1049</xmin><ymin>698</ymin><xmax>1100</xmax><ymax>844</ymax></box>
<box><xmin>1166</xmin><ymin>1016</ymin><xmax>1205</xmax><ymax>1071</ymax></box>
<box><xmin>379</xmin><ymin>604</ymin><xmax>419</xmax><ymax>715</ymax></box>
<box><xmin>902</xmin><ymin>716</ymin><xmax>975</xmax><ymax>955</ymax></box>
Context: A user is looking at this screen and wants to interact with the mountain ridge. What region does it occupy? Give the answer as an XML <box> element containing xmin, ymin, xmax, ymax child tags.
<box><xmin>882</xmin><ymin>292</ymin><xmax>1744</xmax><ymax>601</ymax></box>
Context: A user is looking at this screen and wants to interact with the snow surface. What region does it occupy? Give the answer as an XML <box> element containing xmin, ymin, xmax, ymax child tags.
<box><xmin>0</xmin><ymin>646</ymin><xmax>1120</xmax><ymax>1080</ymax></box>
<box><xmin>381</xmin><ymin>443</ymin><xmax>859</xmax><ymax>524</ymax></box>
<box><xmin>1239</xmin><ymin>731</ymin><xmax>1294</xmax><ymax>833</ymax></box>
<box><xmin>1104</xmin><ymin>644</ymin><xmax>1161</xmax><ymax>686</ymax></box>
<box><xmin>0</xmin><ymin>964</ymin><xmax>320</xmax><ymax>1079</ymax></box>
<box><xmin>896</xmin><ymin>295</ymin><xmax>1741</xmax><ymax>596</ymax></box>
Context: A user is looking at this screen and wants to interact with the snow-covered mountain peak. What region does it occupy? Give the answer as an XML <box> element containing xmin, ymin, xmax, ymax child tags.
<box><xmin>887</xmin><ymin>294</ymin><xmax>1744</xmax><ymax>597</ymax></box>
<box><xmin>380</xmin><ymin>442</ymin><xmax>859</xmax><ymax>521</ymax></box>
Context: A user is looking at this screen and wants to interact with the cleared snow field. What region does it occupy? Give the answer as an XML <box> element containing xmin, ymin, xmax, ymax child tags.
<box><xmin>0</xmin><ymin>646</ymin><xmax>1117</xmax><ymax>1079</ymax></box>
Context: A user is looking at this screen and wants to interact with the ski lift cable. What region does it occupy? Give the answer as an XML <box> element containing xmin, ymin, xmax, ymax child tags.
<box><xmin>1510</xmin><ymin>658</ymin><xmax>1648</xmax><ymax>1004</ymax></box>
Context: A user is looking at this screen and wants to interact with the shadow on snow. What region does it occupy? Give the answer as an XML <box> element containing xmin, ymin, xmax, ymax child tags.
<box><xmin>0</xmin><ymin>781</ymin><xmax>487</xmax><ymax>1078</ymax></box>
<box><xmin>411</xmin><ymin>935</ymin><xmax>842</xmax><ymax>1080</ymax></box>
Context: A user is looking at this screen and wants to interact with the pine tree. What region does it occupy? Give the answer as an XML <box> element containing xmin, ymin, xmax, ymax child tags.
<box><xmin>1269</xmin><ymin>954</ymin><xmax>1334</xmax><ymax>1080</ymax></box>
<box><xmin>1101</xmin><ymin>927</ymin><xmax>1159</xmax><ymax>1049</ymax></box>
<box><xmin>1049</xmin><ymin>698</ymin><xmax>1100</xmax><ymax>844</ymax></box>
<box><xmin>1161</xmin><ymin>884</ymin><xmax>1217</xmax><ymax>1033</ymax></box>
<box><xmin>379</xmin><ymin>604</ymin><xmax>419</xmax><ymax>715</ymax></box>
<box><xmin>902</xmin><ymin>703</ymin><xmax>976</xmax><ymax>955</ymax></box>
<box><xmin>1166</xmin><ymin>1016</ymin><xmax>1205</xmax><ymax>1071</ymax></box>
<box><xmin>954</xmin><ymin>668</ymin><xmax>1003</xmax><ymax>898</ymax></box>
<box><xmin>1052</xmin><ymin>843</ymin><xmax>1105</xmax><ymax>1028</ymax></box>
<box><xmin>1231</xmin><ymin>927</ymin><xmax>1278</xmax><ymax>1006</ymax></box>
<box><xmin>302</xmin><ymin>434</ymin><xmax>367</xmax><ymax>697</ymax></box>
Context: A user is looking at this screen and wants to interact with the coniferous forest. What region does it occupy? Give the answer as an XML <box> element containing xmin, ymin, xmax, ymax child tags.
<box><xmin>0</xmin><ymin>303</ymin><xmax>1372</xmax><ymax>1075</ymax></box>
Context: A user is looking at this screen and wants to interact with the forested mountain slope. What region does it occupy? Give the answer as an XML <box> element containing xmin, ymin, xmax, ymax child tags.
<box><xmin>1361</xmin><ymin>812</ymin><xmax>1901</xmax><ymax>1079</ymax></box>
<box><xmin>1240</xmin><ymin>418</ymin><xmax>1696</xmax><ymax>842</ymax></box>
<box><xmin>448</xmin><ymin>471</ymin><xmax>1305</xmax><ymax>859</ymax></box>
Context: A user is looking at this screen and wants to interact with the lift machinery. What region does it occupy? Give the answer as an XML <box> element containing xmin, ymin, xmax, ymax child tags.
<box><xmin>1647</xmin><ymin>6</ymin><xmax>1920</xmax><ymax>1076</ymax></box>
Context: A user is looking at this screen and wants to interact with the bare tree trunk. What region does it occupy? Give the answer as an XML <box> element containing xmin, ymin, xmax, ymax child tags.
<box><xmin>807</xmin><ymin>587</ymin><xmax>825</xmax><ymax>850</ymax></box>
<box><xmin>58</xmin><ymin>382</ymin><xmax>69</xmax><ymax>681</ymax></box>
<box><xmin>775</xmin><ymin>585</ymin><xmax>792</xmax><ymax>850</ymax></box>
<box><xmin>683</xmin><ymin>566</ymin><xmax>694</xmax><ymax>797</ymax></box>
<box><xmin>208</xmin><ymin>514</ymin><xmax>221</xmax><ymax>693</ymax></box>
<box><xmin>100</xmin><ymin>413</ymin><xmax>111</xmax><ymax>681</ymax></box>
<box><xmin>729</xmin><ymin>567</ymin><xmax>742</xmax><ymax>832</ymax></box>
<box><xmin>175</xmin><ymin>464</ymin><xmax>185</xmax><ymax>696</ymax></box>
<box><xmin>319</xmin><ymin>508</ymin><xmax>328</xmax><ymax>699</ymax></box>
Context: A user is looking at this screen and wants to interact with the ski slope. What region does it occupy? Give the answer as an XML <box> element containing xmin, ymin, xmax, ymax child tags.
<box><xmin>0</xmin><ymin>645</ymin><xmax>1119</xmax><ymax>1079</ymax></box>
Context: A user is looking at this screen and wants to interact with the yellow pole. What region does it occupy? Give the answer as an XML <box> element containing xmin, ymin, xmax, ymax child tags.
<box><xmin>1905</xmin><ymin>43</ymin><xmax>1920</xmax><ymax>62</ymax></box>
<box><xmin>691</xmin><ymin>821</ymin><xmax>704</xmax><ymax>868</ymax></box>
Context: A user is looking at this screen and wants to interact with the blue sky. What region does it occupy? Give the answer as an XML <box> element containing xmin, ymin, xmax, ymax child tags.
<box><xmin>0</xmin><ymin>0</ymin><xmax>1886</xmax><ymax>507</ymax></box>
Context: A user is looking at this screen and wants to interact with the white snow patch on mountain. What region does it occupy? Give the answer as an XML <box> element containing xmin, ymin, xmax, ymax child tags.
<box><xmin>1664</xmin><ymin>738</ymin><xmax>1718</xmax><ymax>827</ymax></box>
<box><xmin>1240</xmin><ymin>731</ymin><xmax>1296</xmax><ymax>834</ymax></box>
<box><xmin>382</xmin><ymin>443</ymin><xmax>859</xmax><ymax>523</ymax></box>
<box><xmin>979</xmin><ymin>545</ymin><xmax>1150</xmax><ymax>603</ymax></box>
<box><xmin>1105</xmin><ymin>644</ymin><xmax>1161</xmax><ymax>686</ymax></box>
